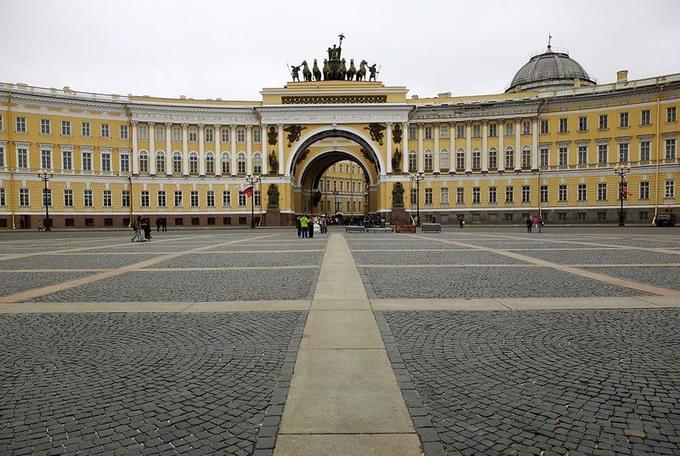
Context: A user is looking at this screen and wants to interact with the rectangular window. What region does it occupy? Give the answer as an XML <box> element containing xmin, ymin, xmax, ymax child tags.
<box><xmin>667</xmin><ymin>107</ymin><xmax>677</xmax><ymax>123</ymax></box>
<box><xmin>205</xmin><ymin>128</ymin><xmax>214</xmax><ymax>143</ymax></box>
<box><xmin>82</xmin><ymin>151</ymin><xmax>92</xmax><ymax>171</ymax></box>
<box><xmin>101</xmin><ymin>123</ymin><xmax>110</xmax><ymax>138</ymax></box>
<box><xmin>41</xmin><ymin>149</ymin><xmax>52</xmax><ymax>169</ymax></box>
<box><xmin>156</xmin><ymin>126</ymin><xmax>165</xmax><ymax>141</ymax></box>
<box><xmin>254</xmin><ymin>190</ymin><xmax>261</xmax><ymax>207</ymax></box>
<box><xmin>173</xmin><ymin>127</ymin><xmax>182</xmax><ymax>141</ymax></box>
<box><xmin>598</xmin><ymin>144</ymin><xmax>608</xmax><ymax>165</ymax></box>
<box><xmin>456</xmin><ymin>151</ymin><xmax>465</xmax><ymax>170</ymax></box>
<box><xmin>0</xmin><ymin>114</ymin><xmax>3</xmax><ymax>131</ymax></box>
<box><xmin>157</xmin><ymin>190</ymin><xmax>166</xmax><ymax>207</ymax></box>
<box><xmin>640</xmin><ymin>140</ymin><xmax>651</xmax><ymax>162</ymax></box>
<box><xmin>410</xmin><ymin>188</ymin><xmax>417</xmax><ymax>205</ymax></box>
<box><xmin>598</xmin><ymin>183</ymin><xmax>607</xmax><ymax>201</ymax></box>
<box><xmin>120</xmin><ymin>125</ymin><xmax>129</xmax><ymax>139</ymax></box>
<box><xmin>522</xmin><ymin>121</ymin><xmax>531</xmax><ymax>135</ymax></box>
<box><xmin>488</xmin><ymin>123</ymin><xmax>496</xmax><ymax>137</ymax></box>
<box><xmin>425</xmin><ymin>126</ymin><xmax>432</xmax><ymax>140</ymax></box>
<box><xmin>578</xmin><ymin>116</ymin><xmax>587</xmax><ymax>132</ymax></box>
<box><xmin>472</xmin><ymin>187</ymin><xmax>480</xmax><ymax>204</ymax></box>
<box><xmin>456</xmin><ymin>125</ymin><xmax>465</xmax><ymax>139</ymax></box>
<box><xmin>17</xmin><ymin>147</ymin><xmax>28</xmax><ymax>168</ymax></box>
<box><xmin>505</xmin><ymin>186</ymin><xmax>514</xmax><ymax>203</ymax></box>
<box><xmin>641</xmin><ymin>110</ymin><xmax>651</xmax><ymax>126</ymax></box>
<box><xmin>489</xmin><ymin>149</ymin><xmax>497</xmax><ymax>169</ymax></box>
<box><xmin>505</xmin><ymin>122</ymin><xmax>513</xmax><ymax>136</ymax></box>
<box><xmin>540</xmin><ymin>185</ymin><xmax>548</xmax><ymax>203</ymax></box>
<box><xmin>174</xmin><ymin>191</ymin><xmax>183</xmax><ymax>207</ymax></box>
<box><xmin>61</xmin><ymin>120</ymin><xmax>71</xmax><ymax>136</ymax></box>
<box><xmin>409</xmin><ymin>125</ymin><xmax>417</xmax><ymax>140</ymax></box>
<box><xmin>522</xmin><ymin>185</ymin><xmax>530</xmax><ymax>203</ymax></box>
<box><xmin>618</xmin><ymin>143</ymin><xmax>629</xmax><ymax>163</ymax></box>
<box><xmin>540</xmin><ymin>147</ymin><xmax>549</xmax><ymax>168</ymax></box>
<box><xmin>472</xmin><ymin>125</ymin><xmax>480</xmax><ymax>138</ymax></box>
<box><xmin>222</xmin><ymin>190</ymin><xmax>231</xmax><ymax>207</ymax></box>
<box><xmin>578</xmin><ymin>145</ymin><xmax>587</xmax><ymax>165</ymax></box>
<box><xmin>559</xmin><ymin>118</ymin><xmax>568</xmax><ymax>133</ymax></box>
<box><xmin>16</xmin><ymin>116</ymin><xmax>27</xmax><ymax>133</ymax></box>
<box><xmin>489</xmin><ymin>186</ymin><xmax>497</xmax><ymax>204</ymax></box>
<box><xmin>207</xmin><ymin>191</ymin><xmax>215</xmax><ymax>207</ymax></box>
<box><xmin>456</xmin><ymin>187</ymin><xmax>464</xmax><ymax>204</ymax></box>
<box><xmin>220</xmin><ymin>128</ymin><xmax>229</xmax><ymax>143</ymax></box>
<box><xmin>665</xmin><ymin>138</ymin><xmax>676</xmax><ymax>160</ymax></box>
<box><xmin>188</xmin><ymin>128</ymin><xmax>197</xmax><ymax>142</ymax></box>
<box><xmin>0</xmin><ymin>188</ymin><xmax>5</xmax><ymax>206</ymax></box>
<box><xmin>81</xmin><ymin>122</ymin><xmax>91</xmax><ymax>137</ymax></box>
<box><xmin>423</xmin><ymin>188</ymin><xmax>432</xmax><ymax>205</ymax></box>
<box><xmin>558</xmin><ymin>146</ymin><xmax>568</xmax><ymax>167</ymax></box>
<box><xmin>440</xmin><ymin>124</ymin><xmax>449</xmax><ymax>138</ymax></box>
<box><xmin>578</xmin><ymin>184</ymin><xmax>587</xmax><ymax>201</ymax></box>
<box><xmin>141</xmin><ymin>190</ymin><xmax>149</xmax><ymax>208</ymax></box>
<box><xmin>238</xmin><ymin>191</ymin><xmax>246</xmax><ymax>207</ymax></box>
<box><xmin>440</xmin><ymin>187</ymin><xmax>449</xmax><ymax>205</ymax></box>
<box><xmin>237</xmin><ymin>128</ymin><xmax>245</xmax><ymax>143</ymax></box>
<box><xmin>41</xmin><ymin>118</ymin><xmax>51</xmax><ymax>134</ymax></box>
<box><xmin>19</xmin><ymin>188</ymin><xmax>30</xmax><ymax>206</ymax></box>
<box><xmin>559</xmin><ymin>184</ymin><xmax>567</xmax><ymax>202</ymax></box>
<box><xmin>522</xmin><ymin>148</ymin><xmax>531</xmax><ymax>169</ymax></box>
<box><xmin>101</xmin><ymin>151</ymin><xmax>111</xmax><ymax>172</ymax></box>
<box><xmin>84</xmin><ymin>189</ymin><xmax>93</xmax><ymax>207</ymax></box>
<box><xmin>666</xmin><ymin>180</ymin><xmax>675</xmax><ymax>198</ymax></box>
<box><xmin>120</xmin><ymin>153</ymin><xmax>129</xmax><ymax>173</ymax></box>
<box><xmin>103</xmin><ymin>190</ymin><xmax>112</xmax><ymax>207</ymax></box>
<box><xmin>505</xmin><ymin>149</ymin><xmax>514</xmax><ymax>169</ymax></box>
<box><xmin>64</xmin><ymin>189</ymin><xmax>73</xmax><ymax>207</ymax></box>
<box><xmin>472</xmin><ymin>150</ymin><xmax>481</xmax><ymax>170</ymax></box>
<box><xmin>599</xmin><ymin>114</ymin><xmax>608</xmax><ymax>129</ymax></box>
<box><xmin>253</xmin><ymin>127</ymin><xmax>261</xmax><ymax>143</ymax></box>
<box><xmin>639</xmin><ymin>181</ymin><xmax>649</xmax><ymax>200</ymax></box>
<box><xmin>619</xmin><ymin>112</ymin><xmax>629</xmax><ymax>128</ymax></box>
<box><xmin>122</xmin><ymin>190</ymin><xmax>130</xmax><ymax>207</ymax></box>
<box><xmin>42</xmin><ymin>188</ymin><xmax>51</xmax><ymax>207</ymax></box>
<box><xmin>138</xmin><ymin>125</ymin><xmax>148</xmax><ymax>140</ymax></box>
<box><xmin>190</xmin><ymin>191</ymin><xmax>199</xmax><ymax>207</ymax></box>
<box><xmin>540</xmin><ymin>120</ymin><xmax>549</xmax><ymax>134</ymax></box>
<box><xmin>0</xmin><ymin>146</ymin><xmax>4</xmax><ymax>168</ymax></box>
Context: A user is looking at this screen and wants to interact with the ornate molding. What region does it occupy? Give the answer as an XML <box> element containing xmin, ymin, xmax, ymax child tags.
<box><xmin>282</xmin><ymin>95</ymin><xmax>387</xmax><ymax>104</ymax></box>
<box><xmin>129</xmin><ymin>105</ymin><xmax>258</xmax><ymax>126</ymax></box>
<box><xmin>258</xmin><ymin>105</ymin><xmax>412</xmax><ymax>125</ymax></box>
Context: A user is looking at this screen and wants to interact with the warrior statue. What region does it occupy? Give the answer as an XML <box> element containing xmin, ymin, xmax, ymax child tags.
<box><xmin>368</xmin><ymin>64</ymin><xmax>378</xmax><ymax>81</ymax></box>
<box><xmin>291</xmin><ymin>64</ymin><xmax>301</xmax><ymax>82</ymax></box>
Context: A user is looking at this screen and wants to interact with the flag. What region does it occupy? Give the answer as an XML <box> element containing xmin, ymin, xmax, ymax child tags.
<box><xmin>242</xmin><ymin>184</ymin><xmax>254</xmax><ymax>198</ymax></box>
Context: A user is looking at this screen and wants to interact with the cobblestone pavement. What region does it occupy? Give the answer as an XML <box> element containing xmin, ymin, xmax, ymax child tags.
<box><xmin>353</xmin><ymin>250</ymin><xmax>528</xmax><ymax>265</ymax></box>
<box><xmin>381</xmin><ymin>309</ymin><xmax>680</xmax><ymax>456</ymax></box>
<box><xmin>0</xmin><ymin>312</ymin><xmax>305</xmax><ymax>456</ymax></box>
<box><xmin>150</xmin><ymin>252</ymin><xmax>324</xmax><ymax>269</ymax></box>
<box><xmin>0</xmin><ymin>254</ymin><xmax>160</xmax><ymax>270</ymax></box>
<box><xmin>0</xmin><ymin>271</ymin><xmax>93</xmax><ymax>297</ymax></box>
<box><xmin>587</xmin><ymin>267</ymin><xmax>680</xmax><ymax>290</ymax></box>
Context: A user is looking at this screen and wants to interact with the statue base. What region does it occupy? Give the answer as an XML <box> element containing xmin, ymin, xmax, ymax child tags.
<box><xmin>390</xmin><ymin>208</ymin><xmax>409</xmax><ymax>226</ymax></box>
<box><xmin>265</xmin><ymin>210</ymin><xmax>281</xmax><ymax>227</ymax></box>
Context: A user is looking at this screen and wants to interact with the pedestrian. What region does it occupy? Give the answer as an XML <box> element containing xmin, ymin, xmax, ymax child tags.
<box><xmin>321</xmin><ymin>216</ymin><xmax>327</xmax><ymax>234</ymax></box>
<box><xmin>296</xmin><ymin>215</ymin><xmax>302</xmax><ymax>238</ymax></box>
<box><xmin>309</xmin><ymin>216</ymin><xmax>315</xmax><ymax>239</ymax></box>
<box><xmin>300</xmin><ymin>214</ymin><xmax>309</xmax><ymax>239</ymax></box>
<box><xmin>526</xmin><ymin>216</ymin><xmax>532</xmax><ymax>233</ymax></box>
<box><xmin>156</xmin><ymin>218</ymin><xmax>161</xmax><ymax>232</ymax></box>
<box><xmin>162</xmin><ymin>218</ymin><xmax>167</xmax><ymax>232</ymax></box>
<box><xmin>538</xmin><ymin>217</ymin><xmax>544</xmax><ymax>233</ymax></box>
<box><xmin>459</xmin><ymin>218</ymin><xmax>465</xmax><ymax>230</ymax></box>
<box><xmin>143</xmin><ymin>218</ymin><xmax>152</xmax><ymax>241</ymax></box>
<box><xmin>131</xmin><ymin>216</ymin><xmax>143</xmax><ymax>242</ymax></box>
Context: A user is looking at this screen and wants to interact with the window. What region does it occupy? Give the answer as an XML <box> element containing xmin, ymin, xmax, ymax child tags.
<box><xmin>472</xmin><ymin>187</ymin><xmax>480</xmax><ymax>204</ymax></box>
<box><xmin>408</xmin><ymin>151</ymin><xmax>417</xmax><ymax>172</ymax></box>
<box><xmin>641</xmin><ymin>110</ymin><xmax>651</xmax><ymax>126</ymax></box>
<box><xmin>578</xmin><ymin>184</ymin><xmax>587</xmax><ymax>201</ymax></box>
<box><xmin>618</xmin><ymin>143</ymin><xmax>629</xmax><ymax>163</ymax></box>
<box><xmin>16</xmin><ymin>117</ymin><xmax>27</xmax><ymax>133</ymax></box>
<box><xmin>221</xmin><ymin>153</ymin><xmax>230</xmax><ymax>174</ymax></box>
<box><xmin>189</xmin><ymin>152</ymin><xmax>198</xmax><ymax>174</ymax></box>
<box><xmin>577</xmin><ymin>212</ymin><xmax>587</xmax><ymax>222</ymax></box>
<box><xmin>84</xmin><ymin>189</ymin><xmax>93</xmax><ymax>207</ymax></box>
<box><xmin>206</xmin><ymin>190</ymin><xmax>215</xmax><ymax>207</ymax></box>
<box><xmin>61</xmin><ymin>120</ymin><xmax>71</xmax><ymax>136</ymax></box>
<box><xmin>505</xmin><ymin>122</ymin><xmax>513</xmax><ymax>136</ymax></box>
<box><xmin>253</xmin><ymin>127</ymin><xmax>261</xmax><ymax>143</ymax></box>
<box><xmin>174</xmin><ymin>191</ymin><xmax>183</xmax><ymax>207</ymax></box>
<box><xmin>190</xmin><ymin>191</ymin><xmax>199</xmax><ymax>207</ymax></box>
<box><xmin>472</xmin><ymin>150</ymin><xmax>481</xmax><ymax>170</ymax></box>
<box><xmin>173</xmin><ymin>152</ymin><xmax>182</xmax><ymax>174</ymax></box>
<box><xmin>141</xmin><ymin>190</ymin><xmax>149</xmax><ymax>208</ymax></box>
<box><xmin>598</xmin><ymin>144</ymin><xmax>608</xmax><ymax>165</ymax></box>
<box><xmin>578</xmin><ymin>116</ymin><xmax>588</xmax><ymax>132</ymax></box>
<box><xmin>254</xmin><ymin>190</ymin><xmax>261</xmax><ymax>207</ymax></box>
<box><xmin>238</xmin><ymin>191</ymin><xmax>246</xmax><ymax>207</ymax></box>
<box><xmin>440</xmin><ymin>124</ymin><xmax>449</xmax><ymax>138</ymax></box>
<box><xmin>489</xmin><ymin>186</ymin><xmax>497</xmax><ymax>203</ymax></box>
<box><xmin>172</xmin><ymin>127</ymin><xmax>181</xmax><ymax>141</ymax></box>
<box><xmin>540</xmin><ymin>120</ymin><xmax>549</xmax><ymax>134</ymax></box>
<box><xmin>558</xmin><ymin>146</ymin><xmax>568</xmax><ymax>167</ymax></box>
<box><xmin>540</xmin><ymin>185</ymin><xmax>548</xmax><ymax>203</ymax></box>
<box><xmin>456</xmin><ymin>187</ymin><xmax>464</xmax><ymax>204</ymax></box>
<box><xmin>559</xmin><ymin>118</ymin><xmax>568</xmax><ymax>133</ymax></box>
<box><xmin>82</xmin><ymin>122</ymin><xmax>91</xmax><ymax>137</ymax></box>
<box><xmin>101</xmin><ymin>151</ymin><xmax>111</xmax><ymax>172</ymax></box>
<box><xmin>0</xmin><ymin>115</ymin><xmax>3</xmax><ymax>131</ymax></box>
<box><xmin>504</xmin><ymin>147</ymin><xmax>514</xmax><ymax>169</ymax></box>
<box><xmin>425</xmin><ymin>126</ymin><xmax>432</xmax><ymax>139</ymax></box>
<box><xmin>665</xmin><ymin>180</ymin><xmax>675</xmax><ymax>198</ymax></box>
<box><xmin>222</xmin><ymin>190</ymin><xmax>231</xmax><ymax>207</ymax></box>
<box><xmin>598</xmin><ymin>183</ymin><xmax>607</xmax><ymax>201</ymax></box>
<box><xmin>640</xmin><ymin>140</ymin><xmax>651</xmax><ymax>162</ymax></box>
<box><xmin>139</xmin><ymin>151</ymin><xmax>148</xmax><ymax>173</ymax></box>
<box><xmin>103</xmin><ymin>190</ymin><xmax>112</xmax><ymax>207</ymax></box>
<box><xmin>440</xmin><ymin>187</ymin><xmax>449</xmax><ymax>204</ymax></box>
<box><xmin>41</xmin><ymin>149</ymin><xmax>52</xmax><ymax>169</ymax></box>
<box><xmin>82</xmin><ymin>150</ymin><xmax>92</xmax><ymax>171</ymax></box>
<box><xmin>456</xmin><ymin>125</ymin><xmax>465</xmax><ymax>139</ymax></box>
<box><xmin>441</xmin><ymin>150</ymin><xmax>450</xmax><ymax>169</ymax></box>
<box><xmin>456</xmin><ymin>150</ymin><xmax>465</xmax><ymax>170</ymax></box>
<box><xmin>540</xmin><ymin>147</ymin><xmax>549</xmax><ymax>168</ymax></box>
<box><xmin>0</xmin><ymin>146</ymin><xmax>4</xmax><ymax>168</ymax></box>
<box><xmin>42</xmin><ymin>188</ymin><xmax>51</xmax><ymax>207</ymax></box>
<box><xmin>64</xmin><ymin>189</ymin><xmax>73</xmax><ymax>207</ymax></box>
<box><xmin>154</xmin><ymin>126</ymin><xmax>164</xmax><ymax>141</ymax></box>
<box><xmin>424</xmin><ymin>151</ymin><xmax>433</xmax><ymax>172</ymax></box>
<box><xmin>120</xmin><ymin>125</ymin><xmax>129</xmax><ymax>140</ymax></box>
<box><xmin>157</xmin><ymin>191</ymin><xmax>166</xmax><ymax>207</ymax></box>
<box><xmin>522</xmin><ymin>185</ymin><xmax>530</xmax><ymax>203</ymax></box>
<box><xmin>409</xmin><ymin>125</ymin><xmax>417</xmax><ymax>139</ymax></box>
<box><xmin>619</xmin><ymin>112</ymin><xmax>629</xmax><ymax>128</ymax></box>
<box><xmin>667</xmin><ymin>107</ymin><xmax>677</xmax><ymax>123</ymax></box>
<box><xmin>237</xmin><ymin>128</ymin><xmax>245</xmax><ymax>143</ymax></box>
<box><xmin>522</xmin><ymin>121</ymin><xmax>530</xmax><ymax>135</ymax></box>
<box><xmin>237</xmin><ymin>153</ymin><xmax>246</xmax><ymax>174</ymax></box>
<box><xmin>598</xmin><ymin>212</ymin><xmax>607</xmax><ymax>222</ymax></box>
<box><xmin>577</xmin><ymin>145</ymin><xmax>588</xmax><ymax>166</ymax></box>
<box><xmin>559</xmin><ymin>184</ymin><xmax>568</xmax><ymax>202</ymax></box>
<box><xmin>522</xmin><ymin>147</ymin><xmax>531</xmax><ymax>169</ymax></box>
<box><xmin>472</xmin><ymin>125</ymin><xmax>480</xmax><ymax>138</ymax></box>
<box><xmin>505</xmin><ymin>186</ymin><xmax>514</xmax><ymax>203</ymax></box>
<box><xmin>410</xmin><ymin>188</ymin><xmax>417</xmax><ymax>205</ymax></box>
<box><xmin>221</xmin><ymin>128</ymin><xmax>229</xmax><ymax>143</ymax></box>
<box><xmin>639</xmin><ymin>181</ymin><xmax>649</xmax><ymax>200</ymax></box>
<box><xmin>421</xmin><ymin>188</ymin><xmax>431</xmax><ymax>204</ymax></box>
<box><xmin>101</xmin><ymin>123</ymin><xmax>110</xmax><ymax>138</ymax></box>
<box><xmin>599</xmin><ymin>114</ymin><xmax>608</xmax><ymax>129</ymax></box>
<box><xmin>253</xmin><ymin>153</ymin><xmax>262</xmax><ymax>174</ymax></box>
<box><xmin>40</xmin><ymin>119</ymin><xmax>51</xmax><ymax>134</ymax></box>
<box><xmin>188</xmin><ymin>128</ymin><xmax>197</xmax><ymax>142</ymax></box>
<box><xmin>122</xmin><ymin>190</ymin><xmax>130</xmax><ymax>208</ymax></box>
<box><xmin>138</xmin><ymin>125</ymin><xmax>148</xmax><ymax>140</ymax></box>
<box><xmin>120</xmin><ymin>152</ymin><xmax>129</xmax><ymax>173</ymax></box>
<box><xmin>17</xmin><ymin>147</ymin><xmax>28</xmax><ymax>168</ymax></box>
<box><xmin>488</xmin><ymin>123</ymin><xmax>497</xmax><ymax>137</ymax></box>
<box><xmin>489</xmin><ymin>148</ymin><xmax>497</xmax><ymax>169</ymax></box>
<box><xmin>19</xmin><ymin>188</ymin><xmax>30</xmax><ymax>206</ymax></box>
<box><xmin>665</xmin><ymin>139</ymin><xmax>676</xmax><ymax>160</ymax></box>
<box><xmin>205</xmin><ymin>153</ymin><xmax>214</xmax><ymax>174</ymax></box>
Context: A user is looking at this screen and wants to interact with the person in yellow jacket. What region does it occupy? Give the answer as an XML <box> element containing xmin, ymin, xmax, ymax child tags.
<box><xmin>299</xmin><ymin>214</ymin><xmax>310</xmax><ymax>239</ymax></box>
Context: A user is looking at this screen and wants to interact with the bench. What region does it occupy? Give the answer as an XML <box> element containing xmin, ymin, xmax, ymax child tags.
<box><xmin>395</xmin><ymin>224</ymin><xmax>416</xmax><ymax>233</ymax></box>
<box><xmin>366</xmin><ymin>226</ymin><xmax>393</xmax><ymax>233</ymax></box>
<box><xmin>345</xmin><ymin>225</ymin><xmax>366</xmax><ymax>233</ymax></box>
<box><xmin>421</xmin><ymin>223</ymin><xmax>442</xmax><ymax>233</ymax></box>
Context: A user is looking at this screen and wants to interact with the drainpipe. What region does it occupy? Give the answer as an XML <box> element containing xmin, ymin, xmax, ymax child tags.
<box><xmin>7</xmin><ymin>89</ymin><xmax>16</xmax><ymax>229</ymax></box>
<box><xmin>124</xmin><ymin>104</ymin><xmax>133</xmax><ymax>226</ymax></box>
<box><xmin>654</xmin><ymin>84</ymin><xmax>664</xmax><ymax>219</ymax></box>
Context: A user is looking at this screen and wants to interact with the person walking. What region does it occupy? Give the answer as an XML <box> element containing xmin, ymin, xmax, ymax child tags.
<box><xmin>538</xmin><ymin>216</ymin><xmax>544</xmax><ymax>233</ymax></box>
<box><xmin>296</xmin><ymin>215</ymin><xmax>302</xmax><ymax>238</ymax></box>
<box><xmin>526</xmin><ymin>216</ymin><xmax>533</xmax><ymax>233</ymax></box>
<box><xmin>131</xmin><ymin>216</ymin><xmax>143</xmax><ymax>242</ymax></box>
<box><xmin>300</xmin><ymin>214</ymin><xmax>309</xmax><ymax>239</ymax></box>
<box><xmin>308</xmin><ymin>215</ymin><xmax>315</xmax><ymax>239</ymax></box>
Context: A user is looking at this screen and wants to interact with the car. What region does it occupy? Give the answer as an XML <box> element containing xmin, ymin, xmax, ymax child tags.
<box><xmin>654</xmin><ymin>213</ymin><xmax>676</xmax><ymax>227</ymax></box>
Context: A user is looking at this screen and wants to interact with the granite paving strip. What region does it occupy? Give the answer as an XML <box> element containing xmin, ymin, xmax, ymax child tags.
<box><xmin>0</xmin><ymin>234</ymin><xmax>274</xmax><ymax>304</ymax></box>
<box><xmin>410</xmin><ymin>234</ymin><xmax>680</xmax><ymax>298</ymax></box>
<box><xmin>0</xmin><ymin>300</ymin><xmax>311</xmax><ymax>313</ymax></box>
<box><xmin>275</xmin><ymin>233</ymin><xmax>421</xmax><ymax>456</ymax></box>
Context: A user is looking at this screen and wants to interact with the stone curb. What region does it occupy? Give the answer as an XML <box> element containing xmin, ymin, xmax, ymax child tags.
<box><xmin>374</xmin><ymin>312</ymin><xmax>446</xmax><ymax>456</ymax></box>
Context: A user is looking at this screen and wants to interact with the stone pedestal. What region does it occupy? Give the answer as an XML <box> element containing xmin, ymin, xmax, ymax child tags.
<box><xmin>265</xmin><ymin>210</ymin><xmax>282</xmax><ymax>226</ymax></box>
<box><xmin>390</xmin><ymin>208</ymin><xmax>409</xmax><ymax>226</ymax></box>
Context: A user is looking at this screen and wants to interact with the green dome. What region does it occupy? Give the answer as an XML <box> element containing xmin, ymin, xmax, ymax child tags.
<box><xmin>507</xmin><ymin>47</ymin><xmax>595</xmax><ymax>92</ymax></box>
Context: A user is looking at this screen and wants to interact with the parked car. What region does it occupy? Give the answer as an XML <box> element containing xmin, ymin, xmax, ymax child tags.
<box><xmin>654</xmin><ymin>213</ymin><xmax>676</xmax><ymax>226</ymax></box>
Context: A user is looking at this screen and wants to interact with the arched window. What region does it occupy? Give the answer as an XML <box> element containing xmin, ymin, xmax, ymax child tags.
<box><xmin>408</xmin><ymin>150</ymin><xmax>417</xmax><ymax>172</ymax></box>
<box><xmin>440</xmin><ymin>149</ymin><xmax>449</xmax><ymax>170</ymax></box>
<box><xmin>205</xmin><ymin>152</ymin><xmax>214</xmax><ymax>174</ymax></box>
<box><xmin>139</xmin><ymin>151</ymin><xmax>148</xmax><ymax>173</ymax></box>
<box><xmin>173</xmin><ymin>152</ymin><xmax>182</xmax><ymax>174</ymax></box>
<box><xmin>156</xmin><ymin>152</ymin><xmax>165</xmax><ymax>174</ymax></box>
<box><xmin>253</xmin><ymin>153</ymin><xmax>262</xmax><ymax>174</ymax></box>
<box><xmin>189</xmin><ymin>152</ymin><xmax>198</xmax><ymax>174</ymax></box>
<box><xmin>424</xmin><ymin>150</ymin><xmax>433</xmax><ymax>172</ymax></box>
<box><xmin>237</xmin><ymin>153</ymin><xmax>246</xmax><ymax>174</ymax></box>
<box><xmin>505</xmin><ymin>147</ymin><xmax>514</xmax><ymax>169</ymax></box>
<box><xmin>221</xmin><ymin>153</ymin><xmax>230</xmax><ymax>174</ymax></box>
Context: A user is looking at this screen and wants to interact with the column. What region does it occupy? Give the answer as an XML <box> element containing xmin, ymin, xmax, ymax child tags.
<box><xmin>131</xmin><ymin>121</ymin><xmax>139</xmax><ymax>175</ymax></box>
<box><xmin>531</xmin><ymin>118</ymin><xmax>539</xmax><ymax>170</ymax></box>
<box><xmin>198</xmin><ymin>124</ymin><xmax>205</xmax><ymax>176</ymax></box>
<box><xmin>214</xmin><ymin>124</ymin><xmax>221</xmax><ymax>176</ymax></box>
<box><xmin>277</xmin><ymin>124</ymin><xmax>285</xmax><ymax>175</ymax></box>
<box><xmin>261</xmin><ymin>124</ymin><xmax>268</xmax><ymax>176</ymax></box>
<box><xmin>481</xmin><ymin>121</ymin><xmax>488</xmax><ymax>173</ymax></box>
<box><xmin>417</xmin><ymin>124</ymin><xmax>424</xmax><ymax>173</ymax></box>
<box><xmin>401</xmin><ymin>122</ymin><xmax>408</xmax><ymax>173</ymax></box>
<box><xmin>230</xmin><ymin>125</ymin><xmax>237</xmax><ymax>176</ymax></box>
<box><xmin>165</xmin><ymin>123</ymin><xmax>172</xmax><ymax>175</ymax></box>
<box><xmin>433</xmin><ymin>123</ymin><xmax>440</xmax><ymax>174</ymax></box>
<box><xmin>514</xmin><ymin>119</ymin><xmax>521</xmax><ymax>171</ymax></box>
<box><xmin>386</xmin><ymin>123</ymin><xmax>393</xmax><ymax>174</ymax></box>
<box><xmin>450</xmin><ymin>122</ymin><xmax>455</xmax><ymax>173</ymax></box>
<box><xmin>149</xmin><ymin>122</ymin><xmax>156</xmax><ymax>175</ymax></box>
<box><xmin>465</xmin><ymin>123</ymin><xmax>472</xmax><ymax>173</ymax></box>
<box><xmin>182</xmin><ymin>123</ymin><xmax>189</xmax><ymax>176</ymax></box>
<box><xmin>498</xmin><ymin>120</ymin><xmax>505</xmax><ymax>172</ymax></box>
<box><xmin>246</xmin><ymin>125</ymin><xmax>253</xmax><ymax>175</ymax></box>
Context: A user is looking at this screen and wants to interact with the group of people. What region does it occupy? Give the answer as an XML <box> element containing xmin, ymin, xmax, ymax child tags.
<box><xmin>295</xmin><ymin>214</ymin><xmax>328</xmax><ymax>238</ymax></box>
<box><xmin>131</xmin><ymin>216</ymin><xmax>153</xmax><ymax>242</ymax></box>
<box><xmin>527</xmin><ymin>215</ymin><xmax>545</xmax><ymax>233</ymax></box>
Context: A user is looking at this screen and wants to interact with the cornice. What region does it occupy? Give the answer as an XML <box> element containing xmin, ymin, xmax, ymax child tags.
<box><xmin>128</xmin><ymin>105</ymin><xmax>259</xmax><ymax>125</ymax></box>
<box><xmin>257</xmin><ymin>104</ymin><xmax>412</xmax><ymax>124</ymax></box>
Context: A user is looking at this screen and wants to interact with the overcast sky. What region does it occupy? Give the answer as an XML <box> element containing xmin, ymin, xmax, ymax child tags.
<box><xmin>2</xmin><ymin>0</ymin><xmax>679</xmax><ymax>100</ymax></box>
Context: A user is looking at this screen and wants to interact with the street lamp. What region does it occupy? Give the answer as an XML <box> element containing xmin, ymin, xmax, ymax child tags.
<box><xmin>245</xmin><ymin>173</ymin><xmax>261</xmax><ymax>229</ymax></box>
<box><xmin>409</xmin><ymin>172</ymin><xmax>425</xmax><ymax>226</ymax></box>
<box><xmin>37</xmin><ymin>171</ymin><xmax>53</xmax><ymax>231</ymax></box>
<box><xmin>614</xmin><ymin>165</ymin><xmax>631</xmax><ymax>227</ymax></box>
<box><xmin>333</xmin><ymin>191</ymin><xmax>339</xmax><ymax>214</ymax></box>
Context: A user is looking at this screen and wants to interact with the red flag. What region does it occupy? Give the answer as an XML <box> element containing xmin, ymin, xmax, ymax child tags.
<box><xmin>242</xmin><ymin>184</ymin><xmax>254</xmax><ymax>197</ymax></box>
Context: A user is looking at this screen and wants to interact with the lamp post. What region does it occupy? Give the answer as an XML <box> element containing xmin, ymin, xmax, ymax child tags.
<box><xmin>535</xmin><ymin>167</ymin><xmax>543</xmax><ymax>219</ymax></box>
<box><xmin>410</xmin><ymin>172</ymin><xmax>424</xmax><ymax>226</ymax></box>
<box><xmin>245</xmin><ymin>173</ymin><xmax>261</xmax><ymax>229</ymax></box>
<box><xmin>615</xmin><ymin>165</ymin><xmax>631</xmax><ymax>227</ymax></box>
<box><xmin>333</xmin><ymin>191</ymin><xmax>339</xmax><ymax>214</ymax></box>
<box><xmin>37</xmin><ymin>171</ymin><xmax>53</xmax><ymax>231</ymax></box>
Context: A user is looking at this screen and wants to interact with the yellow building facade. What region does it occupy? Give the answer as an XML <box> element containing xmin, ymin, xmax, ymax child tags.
<box><xmin>0</xmin><ymin>42</ymin><xmax>678</xmax><ymax>228</ymax></box>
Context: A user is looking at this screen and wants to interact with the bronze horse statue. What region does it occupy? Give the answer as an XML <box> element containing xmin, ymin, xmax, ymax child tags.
<box><xmin>346</xmin><ymin>59</ymin><xmax>356</xmax><ymax>81</ymax></box>
<box><xmin>356</xmin><ymin>60</ymin><xmax>368</xmax><ymax>81</ymax></box>
<box><xmin>301</xmin><ymin>61</ymin><xmax>312</xmax><ymax>82</ymax></box>
<box><xmin>313</xmin><ymin>59</ymin><xmax>322</xmax><ymax>81</ymax></box>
